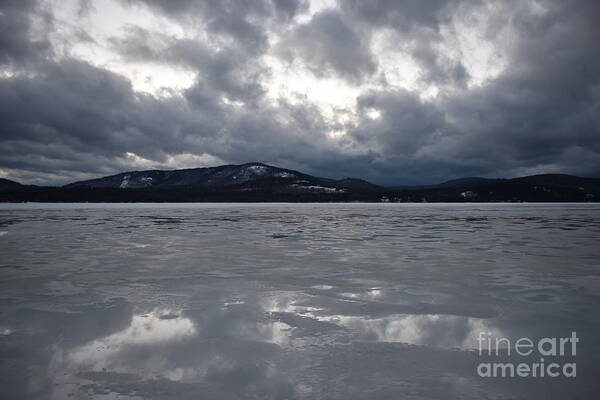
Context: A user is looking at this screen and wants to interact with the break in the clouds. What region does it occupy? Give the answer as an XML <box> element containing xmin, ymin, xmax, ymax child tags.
<box><xmin>0</xmin><ymin>0</ymin><xmax>599</xmax><ymax>185</ymax></box>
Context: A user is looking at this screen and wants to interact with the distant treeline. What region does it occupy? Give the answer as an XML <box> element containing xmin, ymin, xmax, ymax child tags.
<box><xmin>1</xmin><ymin>182</ymin><xmax>598</xmax><ymax>203</ymax></box>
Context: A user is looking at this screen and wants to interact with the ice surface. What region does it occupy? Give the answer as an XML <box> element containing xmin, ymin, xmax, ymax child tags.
<box><xmin>0</xmin><ymin>203</ymin><xmax>599</xmax><ymax>399</ymax></box>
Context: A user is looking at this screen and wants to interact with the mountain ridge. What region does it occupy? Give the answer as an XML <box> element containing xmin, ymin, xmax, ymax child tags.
<box><xmin>1</xmin><ymin>163</ymin><xmax>599</xmax><ymax>202</ymax></box>
<box><xmin>63</xmin><ymin>162</ymin><xmax>383</xmax><ymax>192</ymax></box>
<box><xmin>0</xmin><ymin>178</ymin><xmax>23</xmax><ymax>191</ymax></box>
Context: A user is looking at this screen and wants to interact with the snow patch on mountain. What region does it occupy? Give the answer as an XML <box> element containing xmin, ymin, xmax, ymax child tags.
<box><xmin>120</xmin><ymin>175</ymin><xmax>131</xmax><ymax>188</ymax></box>
<box><xmin>276</xmin><ymin>172</ymin><xmax>296</xmax><ymax>178</ymax></box>
<box><xmin>247</xmin><ymin>165</ymin><xmax>268</xmax><ymax>175</ymax></box>
<box><xmin>291</xmin><ymin>184</ymin><xmax>343</xmax><ymax>193</ymax></box>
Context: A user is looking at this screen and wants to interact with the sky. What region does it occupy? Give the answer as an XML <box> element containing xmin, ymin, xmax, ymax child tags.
<box><xmin>0</xmin><ymin>0</ymin><xmax>599</xmax><ymax>186</ymax></box>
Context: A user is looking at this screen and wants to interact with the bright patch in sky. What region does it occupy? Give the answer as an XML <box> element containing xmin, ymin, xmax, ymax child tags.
<box><xmin>45</xmin><ymin>0</ymin><xmax>196</xmax><ymax>94</ymax></box>
<box><xmin>120</xmin><ymin>152</ymin><xmax>224</xmax><ymax>170</ymax></box>
<box><xmin>264</xmin><ymin>54</ymin><xmax>363</xmax><ymax>116</ymax></box>
<box><xmin>439</xmin><ymin>2</ymin><xmax>511</xmax><ymax>87</ymax></box>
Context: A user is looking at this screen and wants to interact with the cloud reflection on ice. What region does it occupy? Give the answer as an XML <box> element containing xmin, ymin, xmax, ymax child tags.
<box><xmin>67</xmin><ymin>309</ymin><xmax>196</xmax><ymax>371</ymax></box>
<box><xmin>318</xmin><ymin>313</ymin><xmax>503</xmax><ymax>349</ymax></box>
<box><xmin>49</xmin><ymin>303</ymin><xmax>299</xmax><ymax>399</ymax></box>
<box><xmin>261</xmin><ymin>292</ymin><xmax>502</xmax><ymax>350</ymax></box>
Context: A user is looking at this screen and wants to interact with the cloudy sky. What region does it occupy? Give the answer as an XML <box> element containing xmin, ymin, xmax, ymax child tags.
<box><xmin>0</xmin><ymin>0</ymin><xmax>599</xmax><ymax>185</ymax></box>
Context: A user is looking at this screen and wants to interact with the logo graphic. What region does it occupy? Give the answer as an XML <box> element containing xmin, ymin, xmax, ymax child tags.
<box><xmin>476</xmin><ymin>332</ymin><xmax>578</xmax><ymax>378</ymax></box>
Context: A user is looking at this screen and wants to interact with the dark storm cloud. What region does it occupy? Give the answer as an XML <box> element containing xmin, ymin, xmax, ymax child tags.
<box><xmin>343</xmin><ymin>0</ymin><xmax>600</xmax><ymax>183</ymax></box>
<box><xmin>127</xmin><ymin>0</ymin><xmax>307</xmax><ymax>22</ymax></box>
<box><xmin>353</xmin><ymin>89</ymin><xmax>444</xmax><ymax>156</ymax></box>
<box><xmin>76</xmin><ymin>0</ymin><xmax>94</xmax><ymax>18</ymax></box>
<box><xmin>0</xmin><ymin>0</ymin><xmax>52</xmax><ymax>66</ymax></box>
<box><xmin>0</xmin><ymin>0</ymin><xmax>599</xmax><ymax>185</ymax></box>
<box><xmin>0</xmin><ymin>59</ymin><xmax>209</xmax><ymax>178</ymax></box>
<box><xmin>0</xmin><ymin>56</ymin><xmax>345</xmax><ymax>184</ymax></box>
<box><xmin>340</xmin><ymin>0</ymin><xmax>461</xmax><ymax>32</ymax></box>
<box><xmin>340</xmin><ymin>0</ymin><xmax>477</xmax><ymax>89</ymax></box>
<box><xmin>410</xmin><ymin>43</ymin><xmax>469</xmax><ymax>88</ymax></box>
<box><xmin>110</xmin><ymin>26</ymin><xmax>266</xmax><ymax>105</ymax></box>
<box><xmin>432</xmin><ymin>0</ymin><xmax>600</xmax><ymax>178</ymax></box>
<box><xmin>276</xmin><ymin>9</ymin><xmax>376</xmax><ymax>83</ymax></box>
<box><xmin>124</xmin><ymin>0</ymin><xmax>308</xmax><ymax>52</ymax></box>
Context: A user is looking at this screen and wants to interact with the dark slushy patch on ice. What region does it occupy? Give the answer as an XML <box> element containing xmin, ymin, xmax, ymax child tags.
<box><xmin>523</xmin><ymin>293</ymin><xmax>556</xmax><ymax>302</ymax></box>
<box><xmin>0</xmin><ymin>264</ymin><xmax>26</xmax><ymax>270</ymax></box>
<box><xmin>0</xmin><ymin>203</ymin><xmax>599</xmax><ymax>399</ymax></box>
<box><xmin>159</xmin><ymin>313</ymin><xmax>179</xmax><ymax>320</ymax></box>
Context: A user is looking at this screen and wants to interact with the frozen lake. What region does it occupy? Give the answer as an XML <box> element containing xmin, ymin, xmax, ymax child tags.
<box><xmin>1</xmin><ymin>203</ymin><xmax>599</xmax><ymax>399</ymax></box>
